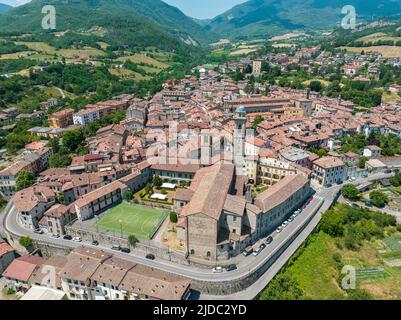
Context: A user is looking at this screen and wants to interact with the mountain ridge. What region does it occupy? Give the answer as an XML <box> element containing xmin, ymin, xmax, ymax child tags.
<box><xmin>0</xmin><ymin>0</ymin><xmax>216</xmax><ymax>46</ymax></box>
<box><xmin>206</xmin><ymin>0</ymin><xmax>401</xmax><ymax>40</ymax></box>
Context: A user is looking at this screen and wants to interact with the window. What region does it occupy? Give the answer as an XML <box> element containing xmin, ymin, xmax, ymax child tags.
<box><xmin>206</xmin><ymin>251</ymin><xmax>211</xmax><ymax>257</ymax></box>
<box><xmin>190</xmin><ymin>249</ymin><xmax>195</xmax><ymax>255</ymax></box>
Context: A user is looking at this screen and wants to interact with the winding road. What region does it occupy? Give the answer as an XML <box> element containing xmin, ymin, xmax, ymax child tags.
<box><xmin>1</xmin><ymin>172</ymin><xmax>394</xmax><ymax>299</ymax></box>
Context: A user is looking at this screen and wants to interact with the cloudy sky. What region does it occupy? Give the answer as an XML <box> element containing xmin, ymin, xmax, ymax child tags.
<box><xmin>0</xmin><ymin>0</ymin><xmax>247</xmax><ymax>19</ymax></box>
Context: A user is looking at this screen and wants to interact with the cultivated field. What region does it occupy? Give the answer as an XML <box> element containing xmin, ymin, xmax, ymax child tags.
<box><xmin>339</xmin><ymin>46</ymin><xmax>401</xmax><ymax>58</ymax></box>
<box><xmin>95</xmin><ymin>202</ymin><xmax>168</xmax><ymax>240</ymax></box>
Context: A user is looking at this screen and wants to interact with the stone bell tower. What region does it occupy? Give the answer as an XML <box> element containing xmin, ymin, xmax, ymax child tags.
<box><xmin>233</xmin><ymin>106</ymin><xmax>246</xmax><ymax>174</ymax></box>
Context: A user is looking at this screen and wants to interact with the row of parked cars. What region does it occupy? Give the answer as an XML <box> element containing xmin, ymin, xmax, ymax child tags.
<box><xmin>276</xmin><ymin>209</ymin><xmax>301</xmax><ymax>233</ymax></box>
<box><xmin>275</xmin><ymin>196</ymin><xmax>314</xmax><ymax>234</ymax></box>
<box><xmin>212</xmin><ymin>264</ymin><xmax>237</xmax><ymax>273</ymax></box>
<box><xmin>241</xmin><ymin>235</ymin><xmax>274</xmax><ymax>259</ymax></box>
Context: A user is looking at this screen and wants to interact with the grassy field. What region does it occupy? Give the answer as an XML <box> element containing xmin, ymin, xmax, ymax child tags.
<box><xmin>339</xmin><ymin>46</ymin><xmax>401</xmax><ymax>58</ymax></box>
<box><xmin>15</xmin><ymin>41</ymin><xmax>106</xmax><ymax>59</ymax></box>
<box><xmin>260</xmin><ymin>204</ymin><xmax>401</xmax><ymax>300</ymax></box>
<box><xmin>117</xmin><ymin>54</ymin><xmax>169</xmax><ymax>69</ymax></box>
<box><xmin>95</xmin><ymin>202</ymin><xmax>168</xmax><ymax>240</ymax></box>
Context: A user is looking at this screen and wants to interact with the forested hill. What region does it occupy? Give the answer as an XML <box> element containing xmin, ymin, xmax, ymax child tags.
<box><xmin>0</xmin><ymin>0</ymin><xmax>216</xmax><ymax>52</ymax></box>
<box><xmin>206</xmin><ymin>0</ymin><xmax>401</xmax><ymax>40</ymax></box>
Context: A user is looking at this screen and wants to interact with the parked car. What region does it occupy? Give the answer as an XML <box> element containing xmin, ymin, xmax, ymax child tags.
<box><xmin>91</xmin><ymin>240</ymin><xmax>99</xmax><ymax>246</ymax></box>
<box><xmin>51</xmin><ymin>234</ymin><xmax>60</xmax><ymax>239</ymax></box>
<box><xmin>266</xmin><ymin>236</ymin><xmax>273</xmax><ymax>245</ymax></box>
<box><xmin>226</xmin><ymin>264</ymin><xmax>237</xmax><ymax>272</ymax></box>
<box><xmin>146</xmin><ymin>254</ymin><xmax>155</xmax><ymax>260</ymax></box>
<box><xmin>111</xmin><ymin>245</ymin><xmax>121</xmax><ymax>251</ymax></box>
<box><xmin>242</xmin><ymin>246</ymin><xmax>254</xmax><ymax>256</ymax></box>
<box><xmin>276</xmin><ymin>226</ymin><xmax>283</xmax><ymax>233</ymax></box>
<box><xmin>121</xmin><ymin>247</ymin><xmax>131</xmax><ymax>253</ymax></box>
<box><xmin>34</xmin><ymin>229</ymin><xmax>44</xmax><ymax>235</ymax></box>
<box><xmin>212</xmin><ymin>266</ymin><xmax>224</xmax><ymax>273</ymax></box>
<box><xmin>253</xmin><ymin>244</ymin><xmax>266</xmax><ymax>256</ymax></box>
<box><xmin>282</xmin><ymin>222</ymin><xmax>288</xmax><ymax>228</ymax></box>
<box><xmin>63</xmin><ymin>235</ymin><xmax>72</xmax><ymax>240</ymax></box>
<box><xmin>72</xmin><ymin>237</ymin><xmax>82</xmax><ymax>242</ymax></box>
<box><xmin>287</xmin><ymin>217</ymin><xmax>293</xmax><ymax>222</ymax></box>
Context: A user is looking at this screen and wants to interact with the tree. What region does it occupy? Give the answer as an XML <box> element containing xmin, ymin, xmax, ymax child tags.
<box><xmin>153</xmin><ymin>175</ymin><xmax>163</xmax><ymax>188</ymax></box>
<box><xmin>252</xmin><ymin>115</ymin><xmax>264</xmax><ymax>129</ymax></box>
<box><xmin>358</xmin><ymin>156</ymin><xmax>368</xmax><ymax>169</ymax></box>
<box><xmin>319</xmin><ymin>209</ymin><xmax>344</xmax><ymax>237</ymax></box>
<box><xmin>56</xmin><ymin>192</ymin><xmax>64</xmax><ymax>204</ymax></box>
<box><xmin>16</xmin><ymin>171</ymin><xmax>36</xmax><ymax>191</ymax></box>
<box><xmin>19</xmin><ymin>236</ymin><xmax>33</xmax><ymax>248</ymax></box>
<box><xmin>145</xmin><ymin>183</ymin><xmax>153</xmax><ymax>196</ymax></box>
<box><xmin>48</xmin><ymin>137</ymin><xmax>60</xmax><ymax>153</ymax></box>
<box><xmin>259</xmin><ymin>274</ymin><xmax>303</xmax><ymax>300</ymax></box>
<box><xmin>49</xmin><ymin>153</ymin><xmax>72</xmax><ymax>168</ymax></box>
<box><xmin>309</xmin><ymin>80</ymin><xmax>323</xmax><ymax>92</ymax></box>
<box><xmin>342</xmin><ymin>184</ymin><xmax>360</xmax><ymax>201</ymax></box>
<box><xmin>62</xmin><ymin>129</ymin><xmax>85</xmax><ymax>152</ymax></box>
<box><xmin>390</xmin><ymin>172</ymin><xmax>401</xmax><ymax>187</ymax></box>
<box><xmin>128</xmin><ymin>235</ymin><xmax>138</xmax><ymax>247</ymax></box>
<box><xmin>370</xmin><ymin>190</ymin><xmax>389</xmax><ymax>208</ymax></box>
<box><xmin>170</xmin><ymin>212</ymin><xmax>178</xmax><ymax>223</ymax></box>
<box><xmin>124</xmin><ymin>191</ymin><xmax>133</xmax><ymax>202</ymax></box>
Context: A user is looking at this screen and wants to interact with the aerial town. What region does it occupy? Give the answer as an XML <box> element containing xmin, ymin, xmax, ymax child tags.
<box><xmin>1</xmin><ymin>42</ymin><xmax>401</xmax><ymax>301</ymax></box>
<box><xmin>2</xmin><ymin>0</ymin><xmax>401</xmax><ymax>304</ymax></box>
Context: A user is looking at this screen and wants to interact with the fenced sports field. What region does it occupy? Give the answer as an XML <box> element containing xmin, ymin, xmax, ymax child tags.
<box><xmin>94</xmin><ymin>202</ymin><xmax>168</xmax><ymax>240</ymax></box>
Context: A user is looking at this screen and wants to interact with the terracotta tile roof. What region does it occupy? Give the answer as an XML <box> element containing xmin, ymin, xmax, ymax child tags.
<box><xmin>0</xmin><ymin>242</ymin><xmax>14</xmax><ymax>257</ymax></box>
<box><xmin>2</xmin><ymin>256</ymin><xmax>46</xmax><ymax>282</ymax></box>
<box><xmin>12</xmin><ymin>186</ymin><xmax>55</xmax><ymax>212</ymax></box>
<box><xmin>255</xmin><ymin>174</ymin><xmax>309</xmax><ymax>213</ymax></box>
<box><xmin>119</xmin><ymin>264</ymin><xmax>190</xmax><ymax>300</ymax></box>
<box><xmin>45</xmin><ymin>204</ymin><xmax>70</xmax><ymax>218</ymax></box>
<box><xmin>74</xmin><ymin>181</ymin><xmax>127</xmax><ymax>208</ymax></box>
<box><xmin>313</xmin><ymin>156</ymin><xmax>345</xmax><ymax>169</ymax></box>
<box><xmin>91</xmin><ymin>257</ymin><xmax>136</xmax><ymax>287</ymax></box>
<box><xmin>182</xmin><ymin>162</ymin><xmax>234</xmax><ymax>220</ymax></box>
<box><xmin>174</xmin><ymin>188</ymin><xmax>194</xmax><ymax>202</ymax></box>
<box><xmin>223</xmin><ymin>195</ymin><xmax>246</xmax><ymax>216</ymax></box>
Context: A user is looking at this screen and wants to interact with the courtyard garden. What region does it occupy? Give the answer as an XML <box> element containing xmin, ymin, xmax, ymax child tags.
<box><xmin>133</xmin><ymin>175</ymin><xmax>189</xmax><ymax>206</ymax></box>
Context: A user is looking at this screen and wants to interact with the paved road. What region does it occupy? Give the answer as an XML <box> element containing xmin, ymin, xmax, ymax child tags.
<box><xmin>2</xmin><ymin>172</ymin><xmax>394</xmax><ymax>299</ymax></box>
<box><xmin>3</xmin><ymin>195</ymin><xmax>325</xmax><ymax>282</ymax></box>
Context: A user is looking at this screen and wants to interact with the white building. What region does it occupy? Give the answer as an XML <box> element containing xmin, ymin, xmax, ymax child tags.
<box><xmin>312</xmin><ymin>156</ymin><xmax>347</xmax><ymax>187</ymax></box>
<box><xmin>363</xmin><ymin>145</ymin><xmax>382</xmax><ymax>158</ymax></box>
<box><xmin>73</xmin><ymin>109</ymin><xmax>100</xmax><ymax>127</ymax></box>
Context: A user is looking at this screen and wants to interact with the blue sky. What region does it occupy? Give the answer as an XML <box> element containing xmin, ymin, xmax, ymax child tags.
<box><xmin>163</xmin><ymin>0</ymin><xmax>247</xmax><ymax>19</ymax></box>
<box><xmin>0</xmin><ymin>0</ymin><xmax>247</xmax><ymax>19</ymax></box>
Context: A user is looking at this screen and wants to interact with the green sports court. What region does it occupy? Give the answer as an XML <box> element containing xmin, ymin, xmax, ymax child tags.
<box><xmin>94</xmin><ymin>202</ymin><xmax>168</xmax><ymax>240</ymax></box>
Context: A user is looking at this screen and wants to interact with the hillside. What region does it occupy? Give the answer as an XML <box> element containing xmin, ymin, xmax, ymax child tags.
<box><xmin>207</xmin><ymin>0</ymin><xmax>401</xmax><ymax>40</ymax></box>
<box><xmin>0</xmin><ymin>3</ymin><xmax>12</xmax><ymax>14</ymax></box>
<box><xmin>0</xmin><ymin>0</ymin><xmax>215</xmax><ymax>50</ymax></box>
